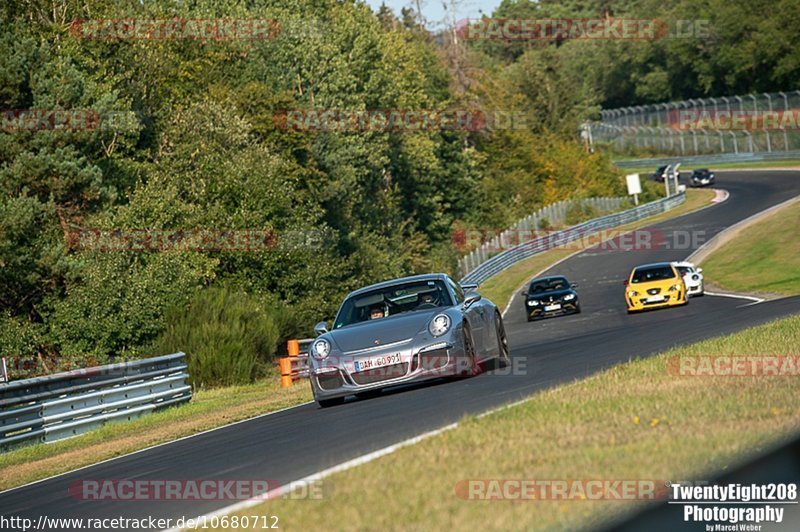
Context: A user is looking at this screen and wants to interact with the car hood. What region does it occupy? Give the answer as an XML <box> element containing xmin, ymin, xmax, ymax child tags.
<box><xmin>527</xmin><ymin>289</ymin><xmax>575</xmax><ymax>300</ymax></box>
<box><xmin>629</xmin><ymin>279</ymin><xmax>679</xmax><ymax>291</ymax></box>
<box><xmin>328</xmin><ymin>310</ymin><xmax>439</xmax><ymax>353</ymax></box>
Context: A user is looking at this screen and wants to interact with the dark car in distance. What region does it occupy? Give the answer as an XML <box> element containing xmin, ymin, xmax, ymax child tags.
<box><xmin>521</xmin><ymin>276</ymin><xmax>581</xmax><ymax>321</ymax></box>
<box><xmin>690</xmin><ymin>168</ymin><xmax>715</xmax><ymax>187</ymax></box>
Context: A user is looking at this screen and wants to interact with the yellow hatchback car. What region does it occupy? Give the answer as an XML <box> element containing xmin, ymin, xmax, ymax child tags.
<box><xmin>625</xmin><ymin>262</ymin><xmax>688</xmax><ymax>313</ymax></box>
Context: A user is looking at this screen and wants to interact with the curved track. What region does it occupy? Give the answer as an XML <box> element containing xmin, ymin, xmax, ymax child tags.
<box><xmin>2</xmin><ymin>171</ymin><xmax>800</xmax><ymax>528</ymax></box>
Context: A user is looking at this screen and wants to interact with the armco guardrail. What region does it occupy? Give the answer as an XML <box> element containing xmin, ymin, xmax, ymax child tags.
<box><xmin>614</xmin><ymin>150</ymin><xmax>800</xmax><ymax>169</ymax></box>
<box><xmin>459</xmin><ymin>196</ymin><xmax>627</xmax><ymax>277</ymax></box>
<box><xmin>460</xmin><ymin>192</ymin><xmax>686</xmax><ymax>286</ymax></box>
<box><xmin>279</xmin><ymin>340</ymin><xmax>312</xmax><ymax>387</ymax></box>
<box><xmin>0</xmin><ymin>353</ymin><xmax>191</xmax><ymax>452</ymax></box>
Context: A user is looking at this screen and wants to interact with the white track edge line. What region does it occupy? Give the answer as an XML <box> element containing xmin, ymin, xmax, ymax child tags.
<box><xmin>165</xmin><ymin>421</ymin><xmax>461</xmax><ymax>531</ymax></box>
<box><xmin>704</xmin><ymin>291</ymin><xmax>764</xmax><ymax>303</ymax></box>
<box><xmin>0</xmin><ymin>400</ymin><xmax>315</xmax><ymax>497</ymax></box>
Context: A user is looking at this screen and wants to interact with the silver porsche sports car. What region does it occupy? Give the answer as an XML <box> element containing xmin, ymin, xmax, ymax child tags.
<box><xmin>308</xmin><ymin>273</ymin><xmax>510</xmax><ymax>407</ymax></box>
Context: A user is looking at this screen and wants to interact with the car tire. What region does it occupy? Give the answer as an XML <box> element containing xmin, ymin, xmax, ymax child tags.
<box><xmin>318</xmin><ymin>397</ymin><xmax>345</xmax><ymax>408</ymax></box>
<box><xmin>495</xmin><ymin>313</ymin><xmax>510</xmax><ymax>368</ymax></box>
<box><xmin>461</xmin><ymin>323</ymin><xmax>480</xmax><ymax>377</ymax></box>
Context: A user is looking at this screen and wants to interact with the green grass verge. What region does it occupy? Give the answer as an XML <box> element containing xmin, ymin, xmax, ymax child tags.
<box><xmin>0</xmin><ymin>376</ymin><xmax>312</xmax><ymax>491</ymax></box>
<box><xmin>479</xmin><ymin>188</ymin><xmax>716</xmax><ymax>311</ymax></box>
<box><xmin>222</xmin><ymin>315</ymin><xmax>800</xmax><ymax>531</ymax></box>
<box><xmin>703</xmin><ymin>200</ymin><xmax>800</xmax><ymax>295</ymax></box>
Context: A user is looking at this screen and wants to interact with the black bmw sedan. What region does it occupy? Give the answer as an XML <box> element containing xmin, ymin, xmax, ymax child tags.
<box><xmin>521</xmin><ymin>276</ymin><xmax>581</xmax><ymax>321</ymax></box>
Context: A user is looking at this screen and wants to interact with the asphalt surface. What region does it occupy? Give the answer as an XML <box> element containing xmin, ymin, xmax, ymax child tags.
<box><xmin>1</xmin><ymin>170</ymin><xmax>799</xmax><ymax>530</ymax></box>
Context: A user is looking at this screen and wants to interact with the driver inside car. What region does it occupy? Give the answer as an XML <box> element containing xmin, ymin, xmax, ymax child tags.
<box><xmin>369</xmin><ymin>305</ymin><xmax>385</xmax><ymax>320</ymax></box>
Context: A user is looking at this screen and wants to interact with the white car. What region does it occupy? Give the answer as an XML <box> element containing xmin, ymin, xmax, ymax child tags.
<box><xmin>672</xmin><ymin>261</ymin><xmax>704</xmax><ymax>296</ymax></box>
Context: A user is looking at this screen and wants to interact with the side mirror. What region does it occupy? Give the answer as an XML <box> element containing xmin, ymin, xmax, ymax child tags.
<box><xmin>697</xmin><ymin>268</ymin><xmax>703</xmax><ymax>273</ymax></box>
<box><xmin>519</xmin><ymin>290</ymin><xmax>527</xmax><ymax>297</ymax></box>
<box><xmin>623</xmin><ymin>280</ymin><xmax>628</xmax><ymax>286</ymax></box>
<box><xmin>463</xmin><ymin>290</ymin><xmax>482</xmax><ymax>308</ymax></box>
<box><xmin>570</xmin><ymin>283</ymin><xmax>578</xmax><ymax>289</ymax></box>
<box><xmin>314</xmin><ymin>321</ymin><xmax>329</xmax><ymax>335</ymax></box>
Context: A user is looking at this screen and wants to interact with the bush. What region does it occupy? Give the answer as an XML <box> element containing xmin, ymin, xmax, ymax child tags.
<box><xmin>153</xmin><ymin>286</ymin><xmax>285</xmax><ymax>389</ymax></box>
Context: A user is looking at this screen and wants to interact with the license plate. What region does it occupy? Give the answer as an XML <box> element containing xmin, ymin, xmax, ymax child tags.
<box><xmin>354</xmin><ymin>353</ymin><xmax>401</xmax><ymax>372</ymax></box>
<box><xmin>646</xmin><ymin>296</ymin><xmax>665</xmax><ymax>303</ymax></box>
<box><xmin>544</xmin><ymin>304</ymin><xmax>561</xmax><ymax>311</ymax></box>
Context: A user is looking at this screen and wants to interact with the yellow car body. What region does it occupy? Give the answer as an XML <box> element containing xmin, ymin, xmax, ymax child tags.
<box><xmin>625</xmin><ymin>262</ymin><xmax>688</xmax><ymax>313</ymax></box>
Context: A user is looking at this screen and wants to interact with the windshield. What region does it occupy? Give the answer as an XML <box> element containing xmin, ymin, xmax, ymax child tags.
<box><xmin>528</xmin><ymin>277</ymin><xmax>569</xmax><ymax>294</ymax></box>
<box><xmin>631</xmin><ymin>266</ymin><xmax>676</xmax><ymax>283</ymax></box>
<box><xmin>333</xmin><ymin>279</ymin><xmax>453</xmax><ymax>329</ymax></box>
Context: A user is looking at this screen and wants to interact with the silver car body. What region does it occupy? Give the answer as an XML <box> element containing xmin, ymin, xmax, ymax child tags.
<box><xmin>308</xmin><ymin>273</ymin><xmax>507</xmax><ymax>404</ymax></box>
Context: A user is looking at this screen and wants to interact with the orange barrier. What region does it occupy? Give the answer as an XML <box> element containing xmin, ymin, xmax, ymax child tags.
<box><xmin>279</xmin><ymin>339</ymin><xmax>313</xmax><ymax>387</ymax></box>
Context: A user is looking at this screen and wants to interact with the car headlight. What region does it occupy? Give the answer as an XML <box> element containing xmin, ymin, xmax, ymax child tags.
<box><xmin>429</xmin><ymin>314</ymin><xmax>451</xmax><ymax>337</ymax></box>
<box><xmin>311</xmin><ymin>338</ymin><xmax>331</xmax><ymax>360</ymax></box>
<box><xmin>628</xmin><ymin>291</ymin><xmax>638</xmax><ymax>297</ymax></box>
<box><xmin>527</xmin><ymin>300</ymin><xmax>540</xmax><ymax>307</ymax></box>
<box><xmin>668</xmin><ymin>284</ymin><xmax>681</xmax><ymax>291</ymax></box>
<box><xmin>563</xmin><ymin>294</ymin><xmax>576</xmax><ymax>301</ymax></box>
<box><xmin>692</xmin><ymin>274</ymin><xmax>700</xmax><ymax>281</ymax></box>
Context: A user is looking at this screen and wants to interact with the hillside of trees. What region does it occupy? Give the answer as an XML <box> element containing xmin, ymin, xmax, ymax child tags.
<box><xmin>1</xmin><ymin>0</ymin><xmax>795</xmax><ymax>385</ymax></box>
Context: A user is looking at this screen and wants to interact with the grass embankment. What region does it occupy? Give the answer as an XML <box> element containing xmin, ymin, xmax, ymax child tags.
<box><xmin>224</xmin><ymin>315</ymin><xmax>800</xmax><ymax>531</ymax></box>
<box><xmin>0</xmin><ymin>378</ymin><xmax>312</xmax><ymax>492</ymax></box>
<box><xmin>480</xmin><ymin>188</ymin><xmax>716</xmax><ymax>309</ymax></box>
<box><xmin>702</xmin><ymin>199</ymin><xmax>800</xmax><ymax>295</ymax></box>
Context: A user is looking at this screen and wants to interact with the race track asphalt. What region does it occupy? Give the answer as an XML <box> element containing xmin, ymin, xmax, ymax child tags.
<box><xmin>1</xmin><ymin>170</ymin><xmax>799</xmax><ymax>530</ymax></box>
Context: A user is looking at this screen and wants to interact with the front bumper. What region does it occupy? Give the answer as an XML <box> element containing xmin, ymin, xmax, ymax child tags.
<box><xmin>526</xmin><ymin>300</ymin><xmax>580</xmax><ymax>320</ymax></box>
<box><xmin>626</xmin><ymin>291</ymin><xmax>686</xmax><ymax>311</ymax></box>
<box><xmin>309</xmin><ymin>340</ymin><xmax>463</xmax><ymax>401</ymax></box>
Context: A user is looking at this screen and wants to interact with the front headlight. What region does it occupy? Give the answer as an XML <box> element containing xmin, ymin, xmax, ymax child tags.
<box><xmin>628</xmin><ymin>290</ymin><xmax>638</xmax><ymax>297</ymax></box>
<box><xmin>429</xmin><ymin>314</ymin><xmax>451</xmax><ymax>337</ymax></box>
<box><xmin>527</xmin><ymin>300</ymin><xmax>540</xmax><ymax>307</ymax></box>
<box><xmin>563</xmin><ymin>294</ymin><xmax>576</xmax><ymax>301</ymax></box>
<box><xmin>311</xmin><ymin>338</ymin><xmax>331</xmax><ymax>359</ymax></box>
<box><xmin>668</xmin><ymin>284</ymin><xmax>681</xmax><ymax>292</ymax></box>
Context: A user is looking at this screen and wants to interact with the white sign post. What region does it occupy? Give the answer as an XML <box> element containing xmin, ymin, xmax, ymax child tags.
<box><xmin>0</xmin><ymin>357</ymin><xmax>7</xmax><ymax>384</ymax></box>
<box><xmin>626</xmin><ymin>173</ymin><xmax>642</xmax><ymax>206</ymax></box>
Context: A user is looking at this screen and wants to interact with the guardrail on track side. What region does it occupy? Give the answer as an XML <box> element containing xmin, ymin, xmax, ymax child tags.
<box><xmin>0</xmin><ymin>353</ymin><xmax>191</xmax><ymax>452</ymax></box>
<box><xmin>614</xmin><ymin>150</ymin><xmax>800</xmax><ymax>169</ymax></box>
<box><xmin>459</xmin><ymin>192</ymin><xmax>686</xmax><ymax>286</ymax></box>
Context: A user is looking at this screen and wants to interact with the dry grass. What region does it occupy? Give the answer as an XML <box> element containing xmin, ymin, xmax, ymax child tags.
<box><xmin>0</xmin><ymin>377</ymin><xmax>312</xmax><ymax>491</ymax></box>
<box><xmin>218</xmin><ymin>315</ymin><xmax>800</xmax><ymax>531</ymax></box>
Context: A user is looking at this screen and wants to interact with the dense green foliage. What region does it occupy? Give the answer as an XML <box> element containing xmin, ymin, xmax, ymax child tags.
<box><xmin>2</xmin><ymin>0</ymin><xmax>791</xmax><ymax>385</ymax></box>
<box><xmin>484</xmin><ymin>0</ymin><xmax>800</xmax><ymax>108</ymax></box>
<box><xmin>154</xmin><ymin>286</ymin><xmax>284</xmax><ymax>388</ymax></box>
